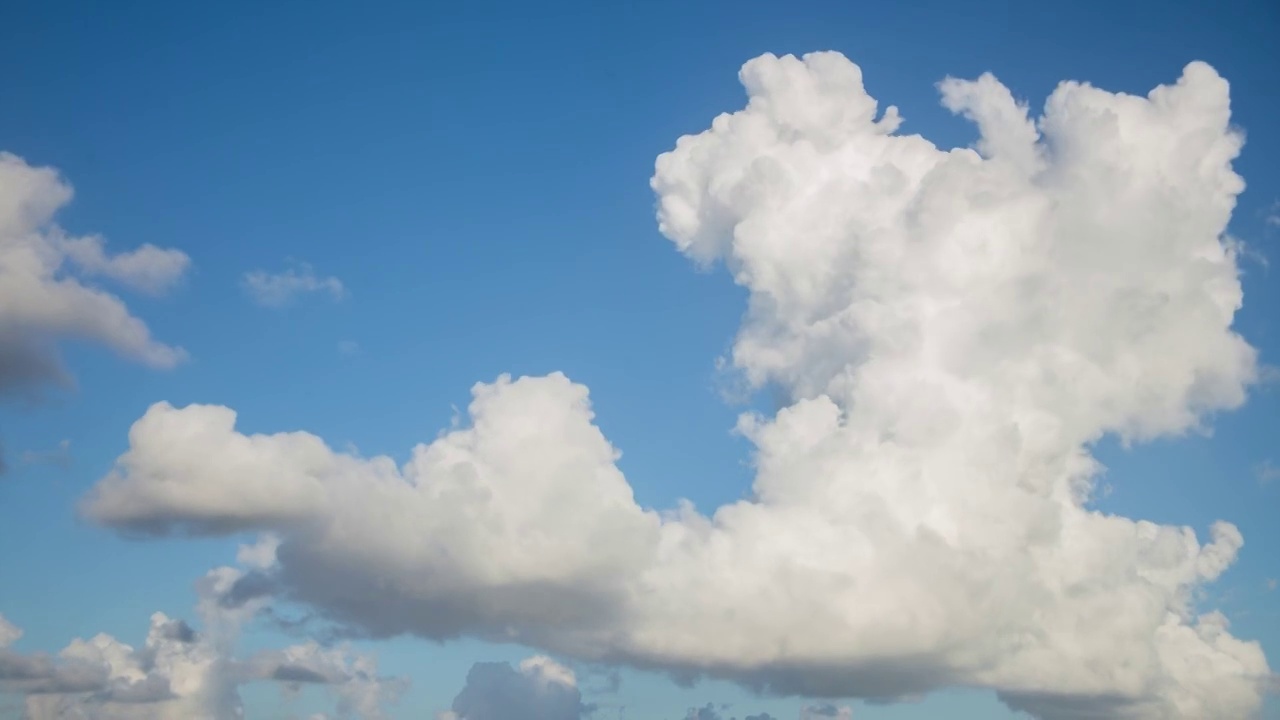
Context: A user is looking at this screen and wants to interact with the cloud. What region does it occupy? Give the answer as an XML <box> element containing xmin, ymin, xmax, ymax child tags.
<box><xmin>677</xmin><ymin>702</ymin><xmax>778</xmax><ymax>720</ymax></box>
<box><xmin>438</xmin><ymin>656</ymin><xmax>589</xmax><ymax>720</ymax></box>
<box><xmin>59</xmin><ymin>235</ymin><xmax>190</xmax><ymax>296</ymax></box>
<box><xmin>800</xmin><ymin>704</ymin><xmax>852</xmax><ymax>720</ymax></box>
<box><xmin>0</xmin><ymin>537</ymin><xmax>403</xmax><ymax>719</ymax></box>
<box><xmin>683</xmin><ymin>703</ymin><xmax>724</xmax><ymax>720</ymax></box>
<box><xmin>338</xmin><ymin>340</ymin><xmax>360</xmax><ymax>356</ymax></box>
<box><xmin>79</xmin><ymin>54</ymin><xmax>1271</xmax><ymax>719</ymax></box>
<box><xmin>19</xmin><ymin>439</ymin><xmax>72</xmax><ymax>470</ymax></box>
<box><xmin>1254</xmin><ymin>459</ymin><xmax>1279</xmax><ymax>487</ymax></box>
<box><xmin>242</xmin><ymin>261</ymin><xmax>346</xmax><ymax>308</ymax></box>
<box><xmin>0</xmin><ymin>152</ymin><xmax>188</xmax><ymax>398</ymax></box>
<box><xmin>0</xmin><ymin>615</ymin><xmax>22</xmax><ymax>649</ymax></box>
<box><xmin>245</xmin><ymin>643</ymin><xmax>406</xmax><ymax>719</ymax></box>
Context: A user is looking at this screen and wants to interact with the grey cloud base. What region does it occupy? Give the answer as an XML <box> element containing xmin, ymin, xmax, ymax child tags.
<box><xmin>79</xmin><ymin>53</ymin><xmax>1272</xmax><ymax>719</ymax></box>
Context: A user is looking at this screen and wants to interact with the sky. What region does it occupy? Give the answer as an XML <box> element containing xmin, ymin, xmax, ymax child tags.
<box><xmin>1</xmin><ymin>0</ymin><xmax>1278</xmax><ymax>718</ymax></box>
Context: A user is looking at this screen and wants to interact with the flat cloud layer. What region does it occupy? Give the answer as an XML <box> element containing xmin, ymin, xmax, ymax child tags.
<box><xmin>0</xmin><ymin>151</ymin><xmax>188</xmax><ymax>398</ymax></box>
<box><xmin>79</xmin><ymin>53</ymin><xmax>1272</xmax><ymax>718</ymax></box>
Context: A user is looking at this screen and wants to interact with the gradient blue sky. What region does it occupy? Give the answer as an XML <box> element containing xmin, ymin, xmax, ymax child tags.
<box><xmin>1</xmin><ymin>1</ymin><xmax>1277</xmax><ymax>718</ymax></box>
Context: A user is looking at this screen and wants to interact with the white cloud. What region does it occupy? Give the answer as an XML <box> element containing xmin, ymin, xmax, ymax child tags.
<box><xmin>0</xmin><ymin>539</ymin><xmax>403</xmax><ymax>719</ymax></box>
<box><xmin>242</xmin><ymin>261</ymin><xmax>345</xmax><ymax>308</ymax></box>
<box><xmin>79</xmin><ymin>54</ymin><xmax>1271</xmax><ymax>719</ymax></box>
<box><xmin>438</xmin><ymin>655</ymin><xmax>587</xmax><ymax>720</ymax></box>
<box><xmin>0</xmin><ymin>152</ymin><xmax>188</xmax><ymax>397</ymax></box>
<box><xmin>60</xmin><ymin>235</ymin><xmax>190</xmax><ymax>296</ymax></box>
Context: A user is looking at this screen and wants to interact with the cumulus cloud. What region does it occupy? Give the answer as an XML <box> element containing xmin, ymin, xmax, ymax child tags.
<box><xmin>438</xmin><ymin>655</ymin><xmax>589</xmax><ymax>720</ymax></box>
<box><xmin>0</xmin><ymin>538</ymin><xmax>402</xmax><ymax>719</ymax></box>
<box><xmin>245</xmin><ymin>642</ymin><xmax>406</xmax><ymax>720</ymax></box>
<box><xmin>241</xmin><ymin>261</ymin><xmax>346</xmax><ymax>308</ymax></box>
<box><xmin>79</xmin><ymin>54</ymin><xmax>1272</xmax><ymax>718</ymax></box>
<box><xmin>59</xmin><ymin>236</ymin><xmax>190</xmax><ymax>296</ymax></box>
<box><xmin>0</xmin><ymin>152</ymin><xmax>189</xmax><ymax>398</ymax></box>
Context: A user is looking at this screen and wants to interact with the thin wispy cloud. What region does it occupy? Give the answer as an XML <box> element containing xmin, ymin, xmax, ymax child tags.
<box><xmin>1255</xmin><ymin>459</ymin><xmax>1280</xmax><ymax>487</ymax></box>
<box><xmin>242</xmin><ymin>261</ymin><xmax>346</xmax><ymax>308</ymax></box>
<box><xmin>19</xmin><ymin>439</ymin><xmax>71</xmax><ymax>469</ymax></box>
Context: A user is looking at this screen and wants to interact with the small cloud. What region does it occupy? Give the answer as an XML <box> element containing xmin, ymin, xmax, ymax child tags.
<box><xmin>20</xmin><ymin>439</ymin><xmax>72</xmax><ymax>469</ymax></box>
<box><xmin>801</xmin><ymin>705</ymin><xmax>854</xmax><ymax>720</ymax></box>
<box><xmin>684</xmin><ymin>703</ymin><xmax>723</xmax><ymax>720</ymax></box>
<box><xmin>242</xmin><ymin>261</ymin><xmax>346</xmax><ymax>308</ymax></box>
<box><xmin>1265</xmin><ymin>200</ymin><xmax>1280</xmax><ymax>227</ymax></box>
<box><xmin>441</xmin><ymin>656</ymin><xmax>588</xmax><ymax>720</ymax></box>
<box><xmin>338</xmin><ymin>340</ymin><xmax>360</xmax><ymax>356</ymax></box>
<box><xmin>1255</xmin><ymin>459</ymin><xmax>1280</xmax><ymax>487</ymax></box>
<box><xmin>59</xmin><ymin>235</ymin><xmax>191</xmax><ymax>295</ymax></box>
<box><xmin>1265</xmin><ymin>579</ymin><xmax>1277</xmax><ymax>592</ymax></box>
<box><xmin>1224</xmin><ymin>234</ymin><xmax>1268</xmax><ymax>271</ymax></box>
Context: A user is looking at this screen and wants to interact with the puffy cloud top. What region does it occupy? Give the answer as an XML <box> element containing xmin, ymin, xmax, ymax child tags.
<box><xmin>80</xmin><ymin>53</ymin><xmax>1271</xmax><ymax>719</ymax></box>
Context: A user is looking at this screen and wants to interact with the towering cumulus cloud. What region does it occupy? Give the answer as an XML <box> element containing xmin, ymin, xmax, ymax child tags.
<box><xmin>80</xmin><ymin>53</ymin><xmax>1271</xmax><ymax>718</ymax></box>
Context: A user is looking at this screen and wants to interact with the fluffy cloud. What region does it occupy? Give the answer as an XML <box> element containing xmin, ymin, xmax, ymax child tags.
<box><xmin>438</xmin><ymin>656</ymin><xmax>589</xmax><ymax>720</ymax></box>
<box><xmin>79</xmin><ymin>54</ymin><xmax>1272</xmax><ymax>718</ymax></box>
<box><xmin>0</xmin><ymin>152</ymin><xmax>188</xmax><ymax>397</ymax></box>
<box><xmin>241</xmin><ymin>261</ymin><xmax>345</xmax><ymax>308</ymax></box>
<box><xmin>0</xmin><ymin>539</ymin><xmax>402</xmax><ymax>720</ymax></box>
<box><xmin>58</xmin><ymin>236</ymin><xmax>189</xmax><ymax>296</ymax></box>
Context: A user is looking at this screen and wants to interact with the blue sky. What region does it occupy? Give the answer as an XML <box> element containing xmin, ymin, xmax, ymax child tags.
<box><xmin>1</xmin><ymin>1</ymin><xmax>1278</xmax><ymax>719</ymax></box>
